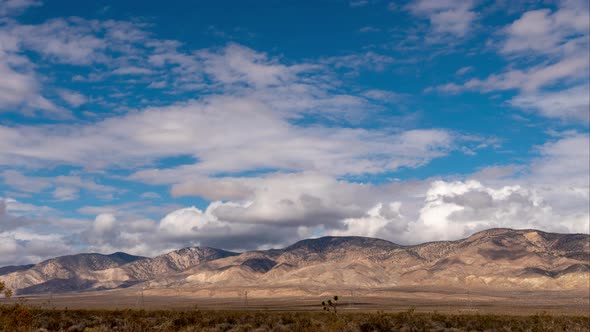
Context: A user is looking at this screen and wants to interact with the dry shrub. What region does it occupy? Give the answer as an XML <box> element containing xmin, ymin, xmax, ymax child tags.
<box><xmin>0</xmin><ymin>304</ymin><xmax>588</xmax><ymax>332</ymax></box>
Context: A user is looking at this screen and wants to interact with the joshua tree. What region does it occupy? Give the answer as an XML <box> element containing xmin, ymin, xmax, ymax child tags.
<box><xmin>321</xmin><ymin>295</ymin><xmax>339</xmax><ymax>313</ymax></box>
<box><xmin>0</xmin><ymin>280</ymin><xmax>12</xmax><ymax>299</ymax></box>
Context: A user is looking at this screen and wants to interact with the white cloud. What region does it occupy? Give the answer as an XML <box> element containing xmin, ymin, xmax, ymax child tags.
<box><xmin>9</xmin><ymin>18</ymin><xmax>107</xmax><ymax>65</ymax></box>
<box><xmin>527</xmin><ymin>132</ymin><xmax>589</xmax><ymax>187</ymax></box>
<box><xmin>0</xmin><ymin>62</ymin><xmax>61</xmax><ymax>115</ymax></box>
<box><xmin>0</xmin><ymin>232</ymin><xmax>71</xmax><ymax>266</ymax></box>
<box><xmin>411</xmin><ymin>179</ymin><xmax>588</xmax><ymax>241</ymax></box>
<box><xmin>450</xmin><ymin>56</ymin><xmax>589</xmax><ymax>93</ymax></box>
<box><xmin>432</xmin><ymin>1</ymin><xmax>589</xmax><ymax>122</ymax></box>
<box><xmin>93</xmin><ymin>213</ymin><xmax>116</xmax><ymax>234</ymax></box>
<box><xmin>502</xmin><ymin>6</ymin><xmax>589</xmax><ymax>56</ymax></box>
<box><xmin>52</xmin><ymin>187</ymin><xmax>79</xmax><ymax>201</ymax></box>
<box><xmin>359</xmin><ymin>26</ymin><xmax>380</xmax><ymax>33</ymax></box>
<box><xmin>455</xmin><ymin>66</ymin><xmax>473</xmax><ymax>76</ymax></box>
<box><xmin>0</xmin><ymin>3</ymin><xmax>586</xmax><ymax>264</ymax></box>
<box><xmin>511</xmin><ymin>85</ymin><xmax>589</xmax><ymax>122</ymax></box>
<box><xmin>111</xmin><ymin>66</ymin><xmax>154</xmax><ymax>75</ymax></box>
<box><xmin>349</xmin><ymin>0</ymin><xmax>369</xmax><ymax>7</ymax></box>
<box><xmin>3</xmin><ymin>130</ymin><xmax>587</xmax><ymax>260</ymax></box>
<box><xmin>1</xmin><ymin>171</ymin><xmax>118</xmax><ymax>200</ymax></box>
<box><xmin>0</xmin><ymin>198</ymin><xmax>72</xmax><ymax>265</ymax></box>
<box><xmin>0</xmin><ymin>95</ymin><xmax>456</xmax><ymax>177</ymax></box>
<box><xmin>196</xmin><ymin>43</ymin><xmax>299</xmax><ymax>88</ymax></box>
<box><xmin>0</xmin><ymin>0</ymin><xmax>41</xmax><ymax>16</ymax></box>
<box><xmin>321</xmin><ymin>52</ymin><xmax>396</xmax><ymax>72</ymax></box>
<box><xmin>332</xmin><ymin>202</ymin><xmax>407</xmax><ymax>238</ymax></box>
<box><xmin>205</xmin><ymin>173</ymin><xmax>373</xmax><ymax>227</ymax></box>
<box><xmin>407</xmin><ymin>0</ymin><xmax>477</xmax><ymax>37</ymax></box>
<box><xmin>57</xmin><ymin>89</ymin><xmax>87</xmax><ymax>107</ymax></box>
<box><xmin>140</xmin><ymin>192</ymin><xmax>161</xmax><ymax>200</ymax></box>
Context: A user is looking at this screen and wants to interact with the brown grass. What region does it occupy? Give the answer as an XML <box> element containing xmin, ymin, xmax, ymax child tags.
<box><xmin>1</xmin><ymin>303</ymin><xmax>589</xmax><ymax>332</ymax></box>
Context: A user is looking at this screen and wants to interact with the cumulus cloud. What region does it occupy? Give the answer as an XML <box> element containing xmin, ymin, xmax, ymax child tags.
<box><xmin>4</xmin><ymin>129</ymin><xmax>588</xmax><ymax>262</ymax></box>
<box><xmin>332</xmin><ymin>202</ymin><xmax>407</xmax><ymax>238</ymax></box>
<box><xmin>93</xmin><ymin>177</ymin><xmax>588</xmax><ymax>252</ymax></box>
<box><xmin>156</xmin><ymin>134</ymin><xmax>589</xmax><ymax>247</ymax></box>
<box><xmin>413</xmin><ymin>181</ymin><xmax>550</xmax><ymax>240</ymax></box>
<box><xmin>333</xmin><ymin>179</ymin><xmax>588</xmax><ymax>244</ymax></box>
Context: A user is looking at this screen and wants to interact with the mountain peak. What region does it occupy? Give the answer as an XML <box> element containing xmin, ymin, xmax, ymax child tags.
<box><xmin>284</xmin><ymin>236</ymin><xmax>399</xmax><ymax>253</ymax></box>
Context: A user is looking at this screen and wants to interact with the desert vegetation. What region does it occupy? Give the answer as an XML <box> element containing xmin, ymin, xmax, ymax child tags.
<box><xmin>322</xmin><ymin>295</ymin><xmax>339</xmax><ymax>313</ymax></box>
<box><xmin>0</xmin><ymin>281</ymin><xmax>12</xmax><ymax>300</ymax></box>
<box><xmin>0</xmin><ymin>303</ymin><xmax>588</xmax><ymax>332</ymax></box>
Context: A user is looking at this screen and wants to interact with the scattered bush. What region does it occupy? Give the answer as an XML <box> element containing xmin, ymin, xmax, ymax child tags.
<box><xmin>0</xmin><ymin>304</ymin><xmax>588</xmax><ymax>332</ymax></box>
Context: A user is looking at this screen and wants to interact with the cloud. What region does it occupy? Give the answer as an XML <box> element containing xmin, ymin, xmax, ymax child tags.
<box><xmin>3</xmin><ymin>130</ymin><xmax>588</xmax><ymax>261</ymax></box>
<box><xmin>410</xmin><ymin>179</ymin><xmax>587</xmax><ymax>241</ymax></box>
<box><xmin>1</xmin><ymin>171</ymin><xmax>118</xmax><ymax>201</ymax></box>
<box><xmin>359</xmin><ymin>26</ymin><xmax>380</xmax><ymax>33</ymax></box>
<box><xmin>527</xmin><ymin>132</ymin><xmax>589</xmax><ymax>187</ymax></box>
<box><xmin>0</xmin><ymin>2</ymin><xmax>587</xmax><ymax>265</ymax></box>
<box><xmin>331</xmin><ymin>202</ymin><xmax>407</xmax><ymax>238</ymax></box>
<box><xmin>195</xmin><ymin>43</ymin><xmax>301</xmax><ymax>88</ymax></box>
<box><xmin>321</xmin><ymin>52</ymin><xmax>396</xmax><ymax>73</ymax></box>
<box><xmin>0</xmin><ymin>95</ymin><xmax>456</xmax><ymax>177</ymax></box>
<box><xmin>5</xmin><ymin>17</ymin><xmax>149</xmax><ymax>66</ymax></box>
<box><xmin>439</xmin><ymin>56</ymin><xmax>588</xmax><ymax>93</ymax></box>
<box><xmin>204</xmin><ymin>173</ymin><xmax>373</xmax><ymax>227</ymax></box>
<box><xmin>0</xmin><ymin>198</ymin><xmax>71</xmax><ymax>265</ymax></box>
<box><xmin>111</xmin><ymin>66</ymin><xmax>155</xmax><ymax>75</ymax></box>
<box><xmin>140</xmin><ymin>192</ymin><xmax>161</xmax><ymax>200</ymax></box>
<box><xmin>349</xmin><ymin>0</ymin><xmax>369</xmax><ymax>7</ymax></box>
<box><xmin>9</xmin><ymin>18</ymin><xmax>107</xmax><ymax>65</ymax></box>
<box><xmin>0</xmin><ymin>232</ymin><xmax>71</xmax><ymax>266</ymax></box>
<box><xmin>52</xmin><ymin>187</ymin><xmax>79</xmax><ymax>201</ymax></box>
<box><xmin>0</xmin><ymin>62</ymin><xmax>61</xmax><ymax>115</ymax></box>
<box><xmin>501</xmin><ymin>6</ymin><xmax>589</xmax><ymax>56</ymax></box>
<box><xmin>407</xmin><ymin>0</ymin><xmax>477</xmax><ymax>37</ymax></box>
<box><xmin>0</xmin><ymin>199</ymin><xmax>32</xmax><ymax>231</ymax></box>
<box><xmin>511</xmin><ymin>85</ymin><xmax>590</xmax><ymax>122</ymax></box>
<box><xmin>73</xmin><ymin>206</ymin><xmax>297</xmax><ymax>254</ymax></box>
<box><xmin>455</xmin><ymin>66</ymin><xmax>473</xmax><ymax>76</ymax></box>
<box><xmin>431</xmin><ymin>1</ymin><xmax>589</xmax><ymax>122</ymax></box>
<box><xmin>92</xmin><ymin>173</ymin><xmax>588</xmax><ymax>252</ymax></box>
<box><xmin>161</xmin><ymin>134</ymin><xmax>589</xmax><ymax>247</ymax></box>
<box><xmin>57</xmin><ymin>89</ymin><xmax>87</xmax><ymax>107</ymax></box>
<box><xmin>0</xmin><ymin>0</ymin><xmax>41</xmax><ymax>16</ymax></box>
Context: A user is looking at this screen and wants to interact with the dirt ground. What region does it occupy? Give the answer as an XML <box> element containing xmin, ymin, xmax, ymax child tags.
<box><xmin>6</xmin><ymin>286</ymin><xmax>589</xmax><ymax>316</ymax></box>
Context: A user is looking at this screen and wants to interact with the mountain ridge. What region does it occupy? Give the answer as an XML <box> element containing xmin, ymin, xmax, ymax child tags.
<box><xmin>2</xmin><ymin>228</ymin><xmax>588</xmax><ymax>295</ymax></box>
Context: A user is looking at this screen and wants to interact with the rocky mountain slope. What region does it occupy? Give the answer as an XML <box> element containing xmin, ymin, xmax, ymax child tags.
<box><xmin>2</xmin><ymin>229</ymin><xmax>588</xmax><ymax>295</ymax></box>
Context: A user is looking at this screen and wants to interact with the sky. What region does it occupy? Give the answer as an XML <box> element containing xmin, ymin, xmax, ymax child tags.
<box><xmin>0</xmin><ymin>0</ymin><xmax>588</xmax><ymax>265</ymax></box>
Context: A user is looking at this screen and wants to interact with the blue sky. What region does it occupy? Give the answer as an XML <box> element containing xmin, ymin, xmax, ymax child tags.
<box><xmin>0</xmin><ymin>0</ymin><xmax>588</xmax><ymax>264</ymax></box>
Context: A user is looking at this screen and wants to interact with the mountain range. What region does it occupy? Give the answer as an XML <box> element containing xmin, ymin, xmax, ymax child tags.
<box><xmin>1</xmin><ymin>228</ymin><xmax>588</xmax><ymax>295</ymax></box>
